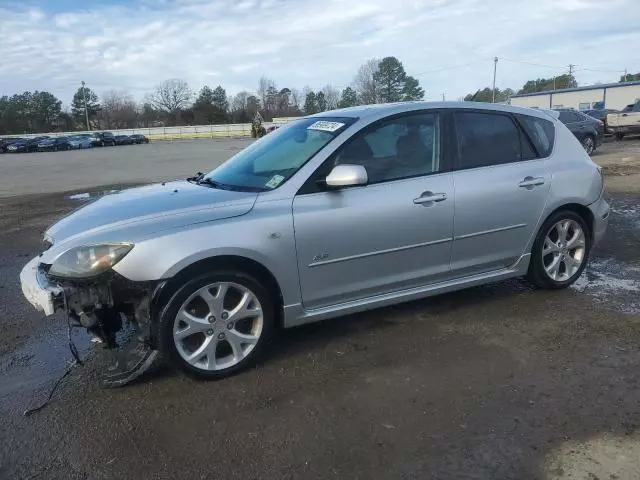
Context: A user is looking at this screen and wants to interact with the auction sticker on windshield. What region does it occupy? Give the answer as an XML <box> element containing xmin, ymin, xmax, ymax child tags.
<box><xmin>307</xmin><ymin>121</ymin><xmax>345</xmax><ymax>132</ymax></box>
<box><xmin>265</xmin><ymin>174</ymin><xmax>285</xmax><ymax>189</ymax></box>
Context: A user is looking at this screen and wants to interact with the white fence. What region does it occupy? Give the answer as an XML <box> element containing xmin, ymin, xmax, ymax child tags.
<box><xmin>0</xmin><ymin>121</ymin><xmax>286</xmax><ymax>141</ymax></box>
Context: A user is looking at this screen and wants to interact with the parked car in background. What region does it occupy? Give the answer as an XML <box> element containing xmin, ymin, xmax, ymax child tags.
<box><xmin>68</xmin><ymin>135</ymin><xmax>93</xmax><ymax>149</ymax></box>
<box><xmin>6</xmin><ymin>136</ymin><xmax>49</xmax><ymax>153</ymax></box>
<box><xmin>37</xmin><ymin>136</ymin><xmax>71</xmax><ymax>152</ymax></box>
<box><xmin>0</xmin><ymin>137</ymin><xmax>23</xmax><ymax>153</ymax></box>
<box><xmin>130</xmin><ymin>134</ymin><xmax>149</xmax><ymax>144</ymax></box>
<box><xmin>607</xmin><ymin>101</ymin><xmax>640</xmax><ymax>139</ymax></box>
<box><xmin>20</xmin><ymin>102</ymin><xmax>609</xmax><ymax>381</ymax></box>
<box><xmin>555</xmin><ymin>109</ymin><xmax>604</xmax><ymax>155</ymax></box>
<box><xmin>114</xmin><ymin>135</ymin><xmax>134</xmax><ymax>145</ymax></box>
<box><xmin>88</xmin><ymin>132</ymin><xmax>116</xmax><ymax>147</ymax></box>
<box><xmin>584</xmin><ymin>109</ymin><xmax>619</xmax><ymax>134</ymax></box>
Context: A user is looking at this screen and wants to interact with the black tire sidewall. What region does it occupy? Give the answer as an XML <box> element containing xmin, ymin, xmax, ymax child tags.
<box><xmin>528</xmin><ymin>210</ymin><xmax>591</xmax><ymax>289</ymax></box>
<box><xmin>582</xmin><ymin>135</ymin><xmax>595</xmax><ymax>154</ymax></box>
<box><xmin>158</xmin><ymin>270</ymin><xmax>275</xmax><ymax>379</ymax></box>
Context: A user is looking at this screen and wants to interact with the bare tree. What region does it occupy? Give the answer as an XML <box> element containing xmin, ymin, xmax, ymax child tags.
<box><xmin>146</xmin><ymin>79</ymin><xmax>192</xmax><ymax>114</ymax></box>
<box><xmin>290</xmin><ymin>88</ymin><xmax>302</xmax><ymax>110</ymax></box>
<box><xmin>322</xmin><ymin>85</ymin><xmax>340</xmax><ymax>110</ymax></box>
<box><xmin>229</xmin><ymin>91</ymin><xmax>252</xmax><ymax>123</ymax></box>
<box><xmin>257</xmin><ymin>76</ymin><xmax>275</xmax><ymax>113</ymax></box>
<box><xmin>353</xmin><ymin>58</ymin><xmax>380</xmax><ymax>104</ymax></box>
<box><xmin>100</xmin><ymin>90</ymin><xmax>138</xmax><ymax>129</ymax></box>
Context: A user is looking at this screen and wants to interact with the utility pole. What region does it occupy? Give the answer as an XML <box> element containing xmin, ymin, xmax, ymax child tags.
<box><xmin>442</xmin><ymin>93</ymin><xmax>445</xmax><ymax>101</ymax></box>
<box><xmin>492</xmin><ymin>57</ymin><xmax>498</xmax><ymax>103</ymax></box>
<box><xmin>569</xmin><ymin>64</ymin><xmax>574</xmax><ymax>77</ymax></box>
<box><xmin>624</xmin><ymin>69</ymin><xmax>628</xmax><ymax>82</ymax></box>
<box><xmin>81</xmin><ymin>80</ymin><xmax>90</xmax><ymax>131</ymax></box>
<box><xmin>553</xmin><ymin>76</ymin><xmax>556</xmax><ymax>90</ymax></box>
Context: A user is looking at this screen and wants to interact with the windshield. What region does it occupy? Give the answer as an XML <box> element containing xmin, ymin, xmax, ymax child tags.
<box><xmin>204</xmin><ymin>117</ymin><xmax>355</xmax><ymax>191</ymax></box>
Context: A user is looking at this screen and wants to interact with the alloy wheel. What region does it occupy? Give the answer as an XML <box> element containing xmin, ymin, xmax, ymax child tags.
<box><xmin>173</xmin><ymin>282</ymin><xmax>263</xmax><ymax>371</ymax></box>
<box><xmin>582</xmin><ymin>136</ymin><xmax>594</xmax><ymax>155</ymax></box>
<box><xmin>542</xmin><ymin>219</ymin><xmax>586</xmax><ymax>282</ymax></box>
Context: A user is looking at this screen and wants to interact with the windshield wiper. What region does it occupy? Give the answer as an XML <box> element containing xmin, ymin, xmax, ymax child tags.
<box><xmin>190</xmin><ymin>173</ymin><xmax>268</xmax><ymax>192</ymax></box>
<box><xmin>198</xmin><ymin>177</ymin><xmax>226</xmax><ymax>189</ymax></box>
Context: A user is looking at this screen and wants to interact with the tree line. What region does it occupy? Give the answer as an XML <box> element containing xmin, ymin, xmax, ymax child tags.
<box><xmin>0</xmin><ymin>56</ymin><xmax>424</xmax><ymax>135</ymax></box>
<box><xmin>459</xmin><ymin>71</ymin><xmax>640</xmax><ymax>103</ymax></box>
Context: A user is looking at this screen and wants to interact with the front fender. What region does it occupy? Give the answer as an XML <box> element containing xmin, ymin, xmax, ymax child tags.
<box><xmin>112</xmin><ymin>199</ymin><xmax>301</xmax><ymax>307</ymax></box>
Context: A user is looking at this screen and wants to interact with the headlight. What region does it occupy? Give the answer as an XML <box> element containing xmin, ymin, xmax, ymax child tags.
<box><xmin>48</xmin><ymin>243</ymin><xmax>133</xmax><ymax>279</ymax></box>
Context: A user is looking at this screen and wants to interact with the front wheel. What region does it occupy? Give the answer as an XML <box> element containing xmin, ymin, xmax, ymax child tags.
<box><xmin>527</xmin><ymin>211</ymin><xmax>591</xmax><ymax>289</ymax></box>
<box><xmin>158</xmin><ymin>271</ymin><xmax>275</xmax><ymax>379</ymax></box>
<box><xmin>614</xmin><ymin>132</ymin><xmax>625</xmax><ymax>141</ymax></box>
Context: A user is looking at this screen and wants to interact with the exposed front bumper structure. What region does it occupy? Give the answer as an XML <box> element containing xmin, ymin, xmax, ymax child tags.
<box><xmin>20</xmin><ymin>257</ymin><xmax>62</xmax><ymax>316</ymax></box>
<box><xmin>20</xmin><ymin>255</ymin><xmax>162</xmax><ymax>386</ymax></box>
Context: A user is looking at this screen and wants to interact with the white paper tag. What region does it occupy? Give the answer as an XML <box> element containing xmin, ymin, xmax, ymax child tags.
<box><xmin>265</xmin><ymin>174</ymin><xmax>285</xmax><ymax>189</ymax></box>
<box><xmin>307</xmin><ymin>121</ymin><xmax>345</xmax><ymax>132</ymax></box>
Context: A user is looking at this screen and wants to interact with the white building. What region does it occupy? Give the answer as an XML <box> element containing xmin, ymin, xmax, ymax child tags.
<box><xmin>510</xmin><ymin>80</ymin><xmax>640</xmax><ymax>111</ymax></box>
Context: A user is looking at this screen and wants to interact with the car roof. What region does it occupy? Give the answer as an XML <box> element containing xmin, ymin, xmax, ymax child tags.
<box><xmin>311</xmin><ymin>101</ymin><xmax>556</xmax><ymax>122</ymax></box>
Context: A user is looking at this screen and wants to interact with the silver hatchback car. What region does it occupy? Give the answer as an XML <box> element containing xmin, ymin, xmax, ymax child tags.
<box><xmin>20</xmin><ymin>102</ymin><xmax>609</xmax><ymax>382</ymax></box>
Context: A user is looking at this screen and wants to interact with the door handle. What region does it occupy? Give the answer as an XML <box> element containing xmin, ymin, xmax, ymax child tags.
<box><xmin>413</xmin><ymin>192</ymin><xmax>447</xmax><ymax>205</ymax></box>
<box><xmin>518</xmin><ymin>176</ymin><xmax>545</xmax><ymax>188</ymax></box>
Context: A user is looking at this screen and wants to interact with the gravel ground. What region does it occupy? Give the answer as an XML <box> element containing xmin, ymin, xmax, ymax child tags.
<box><xmin>0</xmin><ymin>138</ymin><xmax>639</xmax><ymax>479</ymax></box>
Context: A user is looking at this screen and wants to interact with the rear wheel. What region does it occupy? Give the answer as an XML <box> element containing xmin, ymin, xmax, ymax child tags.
<box><xmin>158</xmin><ymin>271</ymin><xmax>275</xmax><ymax>379</ymax></box>
<box><xmin>527</xmin><ymin>210</ymin><xmax>591</xmax><ymax>289</ymax></box>
<box><xmin>615</xmin><ymin>132</ymin><xmax>625</xmax><ymax>140</ymax></box>
<box><xmin>581</xmin><ymin>135</ymin><xmax>595</xmax><ymax>155</ymax></box>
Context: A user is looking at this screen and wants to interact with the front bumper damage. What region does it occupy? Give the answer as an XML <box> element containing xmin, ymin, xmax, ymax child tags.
<box><xmin>20</xmin><ymin>256</ymin><xmax>161</xmax><ymax>387</ymax></box>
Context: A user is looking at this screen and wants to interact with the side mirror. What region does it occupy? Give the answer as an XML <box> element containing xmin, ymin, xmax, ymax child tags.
<box><xmin>324</xmin><ymin>164</ymin><xmax>368</xmax><ymax>189</ymax></box>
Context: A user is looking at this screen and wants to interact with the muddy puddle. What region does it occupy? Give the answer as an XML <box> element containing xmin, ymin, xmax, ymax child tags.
<box><xmin>0</xmin><ymin>326</ymin><xmax>90</xmax><ymax>413</ymax></box>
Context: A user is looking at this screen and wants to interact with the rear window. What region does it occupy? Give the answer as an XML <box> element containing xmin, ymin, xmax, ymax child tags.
<box><xmin>516</xmin><ymin>114</ymin><xmax>555</xmax><ymax>158</ymax></box>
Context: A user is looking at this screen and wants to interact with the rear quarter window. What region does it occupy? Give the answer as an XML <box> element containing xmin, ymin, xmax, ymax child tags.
<box><xmin>516</xmin><ymin>114</ymin><xmax>555</xmax><ymax>158</ymax></box>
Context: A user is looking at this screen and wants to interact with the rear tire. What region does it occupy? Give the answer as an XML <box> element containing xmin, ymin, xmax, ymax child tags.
<box><xmin>581</xmin><ymin>135</ymin><xmax>595</xmax><ymax>155</ymax></box>
<box><xmin>527</xmin><ymin>210</ymin><xmax>591</xmax><ymax>289</ymax></box>
<box><xmin>615</xmin><ymin>132</ymin><xmax>625</xmax><ymax>140</ymax></box>
<box><xmin>158</xmin><ymin>270</ymin><xmax>275</xmax><ymax>380</ymax></box>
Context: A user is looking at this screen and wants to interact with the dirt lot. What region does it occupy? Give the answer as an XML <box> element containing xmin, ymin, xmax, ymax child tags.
<box><xmin>0</xmin><ymin>139</ymin><xmax>639</xmax><ymax>479</ymax></box>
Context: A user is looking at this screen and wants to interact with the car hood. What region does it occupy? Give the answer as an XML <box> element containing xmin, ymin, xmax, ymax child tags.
<box><xmin>45</xmin><ymin>180</ymin><xmax>258</xmax><ymax>245</ymax></box>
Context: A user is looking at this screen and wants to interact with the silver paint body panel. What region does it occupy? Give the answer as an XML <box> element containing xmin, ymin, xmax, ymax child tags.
<box><xmin>29</xmin><ymin>102</ymin><xmax>609</xmax><ymax>327</ymax></box>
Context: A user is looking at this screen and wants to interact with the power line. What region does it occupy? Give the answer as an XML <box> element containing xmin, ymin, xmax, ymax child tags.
<box><xmin>498</xmin><ymin>57</ymin><xmax>567</xmax><ymax>70</ymax></box>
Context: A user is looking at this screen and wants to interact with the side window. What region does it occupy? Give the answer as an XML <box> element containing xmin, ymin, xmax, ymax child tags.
<box><xmin>633</xmin><ymin>103</ymin><xmax>640</xmax><ymax>112</ymax></box>
<box><xmin>558</xmin><ymin>111</ymin><xmax>573</xmax><ymax>124</ymax></box>
<box><xmin>517</xmin><ymin>114</ymin><xmax>555</xmax><ymax>158</ymax></box>
<box><xmin>334</xmin><ymin>113</ymin><xmax>441</xmax><ymax>183</ymax></box>
<box><xmin>454</xmin><ymin>112</ymin><xmax>522</xmax><ymax>169</ymax></box>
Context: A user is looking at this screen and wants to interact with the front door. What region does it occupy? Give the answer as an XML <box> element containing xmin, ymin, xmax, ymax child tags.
<box><xmin>450</xmin><ymin>110</ymin><xmax>551</xmax><ymax>276</ymax></box>
<box><xmin>292</xmin><ymin>111</ymin><xmax>454</xmax><ymax>309</ymax></box>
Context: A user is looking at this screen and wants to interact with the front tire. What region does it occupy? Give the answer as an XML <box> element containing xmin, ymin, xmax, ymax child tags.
<box><xmin>527</xmin><ymin>210</ymin><xmax>591</xmax><ymax>289</ymax></box>
<box><xmin>615</xmin><ymin>132</ymin><xmax>625</xmax><ymax>141</ymax></box>
<box><xmin>158</xmin><ymin>271</ymin><xmax>275</xmax><ymax>379</ymax></box>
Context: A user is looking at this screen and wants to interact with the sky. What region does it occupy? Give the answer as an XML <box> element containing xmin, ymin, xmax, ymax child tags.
<box><xmin>1</xmin><ymin>0</ymin><xmax>639</xmax><ymax>106</ymax></box>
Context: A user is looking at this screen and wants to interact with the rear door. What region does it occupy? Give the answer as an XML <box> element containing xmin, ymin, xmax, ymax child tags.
<box><xmin>450</xmin><ymin>110</ymin><xmax>552</xmax><ymax>276</ymax></box>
